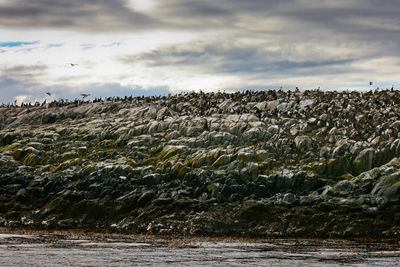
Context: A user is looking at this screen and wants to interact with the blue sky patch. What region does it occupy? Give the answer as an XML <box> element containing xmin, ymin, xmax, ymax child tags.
<box><xmin>47</xmin><ymin>43</ymin><xmax>63</xmax><ymax>48</ymax></box>
<box><xmin>104</xmin><ymin>42</ymin><xmax>121</xmax><ymax>47</ymax></box>
<box><xmin>0</xmin><ymin>41</ymin><xmax>39</xmax><ymax>47</ymax></box>
<box><xmin>81</xmin><ymin>44</ymin><xmax>95</xmax><ymax>50</ymax></box>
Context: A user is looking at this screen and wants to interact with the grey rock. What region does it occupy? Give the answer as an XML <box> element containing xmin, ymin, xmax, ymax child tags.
<box><xmin>294</xmin><ymin>136</ymin><xmax>312</xmax><ymax>152</ymax></box>
<box><xmin>353</xmin><ymin>148</ymin><xmax>374</xmax><ymax>175</ymax></box>
<box><xmin>41</xmin><ymin>112</ymin><xmax>59</xmax><ymax>124</ymax></box>
<box><xmin>137</xmin><ymin>191</ymin><xmax>156</xmax><ymax>206</ymax></box>
<box><xmin>371</xmin><ymin>171</ymin><xmax>400</xmax><ymax>202</ymax></box>
<box><xmin>282</xmin><ymin>193</ymin><xmax>296</xmax><ymax>204</ymax></box>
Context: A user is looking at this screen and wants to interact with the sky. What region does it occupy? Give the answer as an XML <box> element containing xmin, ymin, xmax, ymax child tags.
<box><xmin>0</xmin><ymin>0</ymin><xmax>399</xmax><ymax>104</ymax></box>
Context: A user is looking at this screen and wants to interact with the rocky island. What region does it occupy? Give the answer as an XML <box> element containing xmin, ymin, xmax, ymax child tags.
<box><xmin>1</xmin><ymin>89</ymin><xmax>400</xmax><ymax>238</ymax></box>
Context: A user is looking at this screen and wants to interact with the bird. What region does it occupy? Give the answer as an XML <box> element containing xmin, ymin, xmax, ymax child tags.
<box><xmin>70</xmin><ymin>63</ymin><xmax>78</xmax><ymax>66</ymax></box>
<box><xmin>81</xmin><ymin>93</ymin><xmax>90</xmax><ymax>99</ymax></box>
<box><xmin>369</xmin><ymin>81</ymin><xmax>373</xmax><ymax>86</ymax></box>
<box><xmin>46</xmin><ymin>92</ymin><xmax>51</xmax><ymax>96</ymax></box>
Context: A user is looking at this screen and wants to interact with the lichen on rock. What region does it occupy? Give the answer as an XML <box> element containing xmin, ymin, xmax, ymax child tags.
<box><xmin>1</xmin><ymin>89</ymin><xmax>400</xmax><ymax>237</ymax></box>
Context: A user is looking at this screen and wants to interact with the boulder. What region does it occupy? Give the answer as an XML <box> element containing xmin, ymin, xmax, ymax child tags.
<box><xmin>294</xmin><ymin>136</ymin><xmax>312</xmax><ymax>152</ymax></box>
<box><xmin>353</xmin><ymin>148</ymin><xmax>374</xmax><ymax>175</ymax></box>
<box><xmin>137</xmin><ymin>191</ymin><xmax>156</xmax><ymax>206</ymax></box>
<box><xmin>371</xmin><ymin>171</ymin><xmax>400</xmax><ymax>202</ymax></box>
<box><xmin>237</xmin><ymin>200</ymin><xmax>271</xmax><ymax>221</ymax></box>
<box><xmin>282</xmin><ymin>193</ymin><xmax>296</xmax><ymax>204</ymax></box>
<box><xmin>266</xmin><ymin>100</ymin><xmax>280</xmax><ymax>111</ymax></box>
<box><xmin>157</xmin><ymin>145</ymin><xmax>188</xmax><ymax>161</ymax></box>
<box><xmin>212</xmin><ymin>155</ymin><xmax>230</xmax><ymax>167</ymax></box>
<box><xmin>326</xmin><ymin>157</ymin><xmax>350</xmax><ymax>177</ymax></box>
<box><xmin>41</xmin><ymin>112</ymin><xmax>59</xmax><ymax>124</ymax></box>
<box><xmin>242</xmin><ymin>128</ymin><xmax>265</xmax><ymax>142</ymax></box>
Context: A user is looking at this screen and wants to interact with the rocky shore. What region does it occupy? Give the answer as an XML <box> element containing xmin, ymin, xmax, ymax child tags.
<box><xmin>1</xmin><ymin>89</ymin><xmax>400</xmax><ymax>238</ymax></box>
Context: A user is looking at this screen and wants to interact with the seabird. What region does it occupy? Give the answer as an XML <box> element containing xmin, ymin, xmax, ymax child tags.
<box><xmin>46</xmin><ymin>92</ymin><xmax>51</xmax><ymax>96</ymax></box>
<box><xmin>81</xmin><ymin>93</ymin><xmax>90</xmax><ymax>99</ymax></box>
<box><xmin>70</xmin><ymin>63</ymin><xmax>78</xmax><ymax>66</ymax></box>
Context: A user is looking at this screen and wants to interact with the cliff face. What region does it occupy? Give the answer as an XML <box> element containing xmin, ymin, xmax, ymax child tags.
<box><xmin>1</xmin><ymin>89</ymin><xmax>400</xmax><ymax>237</ymax></box>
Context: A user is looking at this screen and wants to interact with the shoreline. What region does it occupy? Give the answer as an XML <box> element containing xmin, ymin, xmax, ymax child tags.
<box><xmin>1</xmin><ymin>227</ymin><xmax>400</xmax><ymax>246</ymax></box>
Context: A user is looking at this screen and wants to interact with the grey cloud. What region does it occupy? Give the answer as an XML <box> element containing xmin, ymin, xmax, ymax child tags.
<box><xmin>1</xmin><ymin>0</ymin><xmax>399</xmax><ymax>99</ymax></box>
<box><xmin>0</xmin><ymin>65</ymin><xmax>49</xmax><ymax>103</ymax></box>
<box><xmin>0</xmin><ymin>0</ymin><xmax>159</xmax><ymax>32</ymax></box>
<box><xmin>156</xmin><ymin>0</ymin><xmax>289</xmax><ymax>18</ymax></box>
<box><xmin>156</xmin><ymin>0</ymin><xmax>400</xmax><ymax>49</ymax></box>
<box><xmin>122</xmin><ymin>40</ymin><xmax>357</xmax><ymax>76</ymax></box>
<box><xmin>1</xmin><ymin>65</ymin><xmax>47</xmax><ymax>83</ymax></box>
<box><xmin>153</xmin><ymin>0</ymin><xmax>290</xmax><ymax>30</ymax></box>
<box><xmin>282</xmin><ymin>1</ymin><xmax>400</xmax><ymax>35</ymax></box>
<box><xmin>0</xmin><ymin>76</ymin><xmax>42</xmax><ymax>104</ymax></box>
<box><xmin>2</xmin><ymin>65</ymin><xmax>47</xmax><ymax>74</ymax></box>
<box><xmin>147</xmin><ymin>0</ymin><xmax>400</xmax><ymax>67</ymax></box>
<box><xmin>163</xmin><ymin>1</ymin><xmax>232</xmax><ymax>17</ymax></box>
<box><xmin>2</xmin><ymin>0</ymin><xmax>399</xmax><ymax>39</ymax></box>
<box><xmin>0</xmin><ymin>64</ymin><xmax>173</xmax><ymax>104</ymax></box>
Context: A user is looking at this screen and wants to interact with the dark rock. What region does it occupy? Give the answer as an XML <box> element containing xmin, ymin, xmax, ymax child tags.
<box><xmin>137</xmin><ymin>191</ymin><xmax>156</xmax><ymax>206</ymax></box>
<box><xmin>371</xmin><ymin>171</ymin><xmax>400</xmax><ymax>202</ymax></box>
<box><xmin>41</xmin><ymin>112</ymin><xmax>59</xmax><ymax>124</ymax></box>
<box><xmin>237</xmin><ymin>200</ymin><xmax>271</xmax><ymax>221</ymax></box>
<box><xmin>353</xmin><ymin>148</ymin><xmax>374</xmax><ymax>175</ymax></box>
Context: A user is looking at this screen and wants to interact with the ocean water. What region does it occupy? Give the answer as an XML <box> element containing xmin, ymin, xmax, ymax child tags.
<box><xmin>0</xmin><ymin>232</ymin><xmax>399</xmax><ymax>266</ymax></box>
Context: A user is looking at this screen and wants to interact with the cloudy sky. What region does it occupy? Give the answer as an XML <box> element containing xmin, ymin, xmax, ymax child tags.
<box><xmin>1</xmin><ymin>0</ymin><xmax>399</xmax><ymax>104</ymax></box>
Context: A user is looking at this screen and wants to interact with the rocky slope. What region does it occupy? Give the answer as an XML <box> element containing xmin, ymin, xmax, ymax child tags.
<box><xmin>1</xmin><ymin>89</ymin><xmax>400</xmax><ymax>237</ymax></box>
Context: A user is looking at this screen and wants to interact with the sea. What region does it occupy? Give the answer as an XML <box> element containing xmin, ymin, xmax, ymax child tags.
<box><xmin>0</xmin><ymin>231</ymin><xmax>399</xmax><ymax>266</ymax></box>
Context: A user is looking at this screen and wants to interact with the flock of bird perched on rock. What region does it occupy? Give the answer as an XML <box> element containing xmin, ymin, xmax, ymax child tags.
<box><xmin>0</xmin><ymin>84</ymin><xmax>395</xmax><ymax>109</ymax></box>
<box><xmin>1</xmin><ymin>87</ymin><xmax>399</xmax><ymax>145</ymax></box>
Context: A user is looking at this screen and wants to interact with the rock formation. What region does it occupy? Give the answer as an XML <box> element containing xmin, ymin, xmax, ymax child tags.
<box><xmin>1</xmin><ymin>89</ymin><xmax>400</xmax><ymax>237</ymax></box>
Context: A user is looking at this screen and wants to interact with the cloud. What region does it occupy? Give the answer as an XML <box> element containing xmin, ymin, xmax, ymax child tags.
<box><xmin>122</xmin><ymin>40</ymin><xmax>357</xmax><ymax>76</ymax></box>
<box><xmin>0</xmin><ymin>75</ymin><xmax>41</xmax><ymax>104</ymax></box>
<box><xmin>1</xmin><ymin>0</ymin><xmax>400</xmax><ymax>102</ymax></box>
<box><xmin>0</xmin><ymin>63</ymin><xmax>173</xmax><ymax>104</ymax></box>
<box><xmin>0</xmin><ymin>0</ymin><xmax>159</xmax><ymax>32</ymax></box>
<box><xmin>0</xmin><ymin>65</ymin><xmax>49</xmax><ymax>103</ymax></box>
<box><xmin>0</xmin><ymin>64</ymin><xmax>47</xmax><ymax>83</ymax></box>
<box><xmin>1</xmin><ymin>0</ymin><xmax>400</xmax><ymax>40</ymax></box>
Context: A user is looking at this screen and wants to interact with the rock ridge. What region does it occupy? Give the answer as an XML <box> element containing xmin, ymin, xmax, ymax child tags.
<box><xmin>1</xmin><ymin>89</ymin><xmax>400</xmax><ymax>237</ymax></box>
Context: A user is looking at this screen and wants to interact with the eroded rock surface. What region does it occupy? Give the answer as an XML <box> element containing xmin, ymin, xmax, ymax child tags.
<box><xmin>1</xmin><ymin>89</ymin><xmax>400</xmax><ymax>237</ymax></box>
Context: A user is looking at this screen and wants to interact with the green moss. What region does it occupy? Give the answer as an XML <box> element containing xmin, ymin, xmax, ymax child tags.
<box><xmin>263</xmin><ymin>167</ymin><xmax>277</xmax><ymax>175</ymax></box>
<box><xmin>178</xmin><ymin>166</ymin><xmax>190</xmax><ymax>176</ymax></box>
<box><xmin>207</xmin><ymin>183</ymin><xmax>221</xmax><ymax>192</ymax></box>
<box><xmin>170</xmin><ymin>162</ymin><xmax>190</xmax><ymax>176</ymax></box>
<box><xmin>237</xmin><ymin>153</ymin><xmax>251</xmax><ymax>163</ymax></box>
<box><xmin>157</xmin><ymin>145</ymin><xmax>185</xmax><ymax>161</ymax></box>
<box><xmin>12</xmin><ymin>149</ymin><xmax>27</xmax><ymax>161</ymax></box>
<box><xmin>212</xmin><ymin>155</ymin><xmax>230</xmax><ymax>167</ymax></box>
<box><xmin>4</xmin><ymin>142</ymin><xmax>23</xmax><ymax>152</ymax></box>
<box><xmin>190</xmin><ymin>154</ymin><xmax>207</xmax><ymax>167</ymax></box>
<box><xmin>391</xmin><ymin>180</ymin><xmax>400</xmax><ymax>189</ymax></box>
<box><xmin>23</xmin><ymin>153</ymin><xmax>41</xmax><ymax>166</ymax></box>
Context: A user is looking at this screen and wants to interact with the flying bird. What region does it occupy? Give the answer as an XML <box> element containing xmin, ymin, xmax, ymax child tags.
<box><xmin>70</xmin><ymin>63</ymin><xmax>78</xmax><ymax>66</ymax></box>
<box><xmin>46</xmin><ymin>92</ymin><xmax>51</xmax><ymax>96</ymax></box>
<box><xmin>369</xmin><ymin>81</ymin><xmax>373</xmax><ymax>86</ymax></box>
<box><xmin>81</xmin><ymin>93</ymin><xmax>90</xmax><ymax>98</ymax></box>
